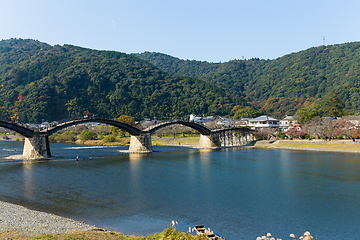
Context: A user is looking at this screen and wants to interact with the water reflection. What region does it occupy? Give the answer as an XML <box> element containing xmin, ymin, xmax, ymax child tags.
<box><xmin>129</xmin><ymin>153</ymin><xmax>144</xmax><ymax>205</ymax></box>
<box><xmin>199</xmin><ymin>150</ymin><xmax>212</xmax><ymax>180</ymax></box>
<box><xmin>129</xmin><ymin>153</ymin><xmax>143</xmax><ymax>174</ymax></box>
<box><xmin>22</xmin><ymin>162</ymin><xmax>35</xmax><ymax>200</ymax></box>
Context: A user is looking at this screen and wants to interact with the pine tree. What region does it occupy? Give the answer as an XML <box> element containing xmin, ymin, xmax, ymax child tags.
<box><xmin>325</xmin><ymin>90</ymin><xmax>343</xmax><ymax>117</ymax></box>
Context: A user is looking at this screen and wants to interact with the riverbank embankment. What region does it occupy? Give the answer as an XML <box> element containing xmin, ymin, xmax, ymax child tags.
<box><xmin>0</xmin><ymin>200</ymin><xmax>97</xmax><ymax>239</ymax></box>
<box><xmin>255</xmin><ymin>139</ymin><xmax>360</xmax><ymax>153</ymax></box>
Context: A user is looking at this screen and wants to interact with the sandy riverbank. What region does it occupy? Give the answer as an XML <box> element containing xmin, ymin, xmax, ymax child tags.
<box><xmin>0</xmin><ymin>200</ymin><xmax>97</xmax><ymax>238</ymax></box>
<box><xmin>0</xmin><ymin>200</ymin><xmax>199</xmax><ymax>240</ymax></box>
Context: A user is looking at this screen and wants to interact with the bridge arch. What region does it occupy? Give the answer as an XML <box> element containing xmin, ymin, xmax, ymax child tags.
<box><xmin>142</xmin><ymin>120</ymin><xmax>212</xmax><ymax>135</ymax></box>
<box><xmin>42</xmin><ymin>118</ymin><xmax>142</xmax><ymax>136</ymax></box>
<box><xmin>0</xmin><ymin>120</ymin><xmax>34</xmax><ymax>138</ymax></box>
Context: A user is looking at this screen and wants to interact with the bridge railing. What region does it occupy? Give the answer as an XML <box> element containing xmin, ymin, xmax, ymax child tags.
<box><xmin>1</xmin><ymin>117</ymin><xmax>252</xmax><ymax>135</ymax></box>
<box><xmin>39</xmin><ymin>116</ymin><xmax>109</xmax><ymax>131</ymax></box>
<box><xmin>140</xmin><ymin>119</ymin><xmax>251</xmax><ymax>132</ymax></box>
<box><xmin>0</xmin><ymin>120</ymin><xmax>38</xmax><ymax>131</ymax></box>
<box><xmin>135</xmin><ymin>118</ymin><xmax>188</xmax><ymax>130</ymax></box>
<box><xmin>40</xmin><ymin>116</ymin><xmax>144</xmax><ymax>132</ymax></box>
<box><xmin>143</xmin><ymin>119</ymin><xmax>186</xmax><ymax>129</ymax></box>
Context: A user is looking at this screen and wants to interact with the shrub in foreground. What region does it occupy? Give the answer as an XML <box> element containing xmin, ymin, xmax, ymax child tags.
<box><xmin>161</xmin><ymin>227</ymin><xmax>208</xmax><ymax>240</ymax></box>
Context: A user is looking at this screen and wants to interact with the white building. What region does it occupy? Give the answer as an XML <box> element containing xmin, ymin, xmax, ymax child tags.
<box><xmin>248</xmin><ymin>115</ymin><xmax>279</xmax><ymax>129</ymax></box>
<box><xmin>279</xmin><ymin>115</ymin><xmax>295</xmax><ymax>131</ymax></box>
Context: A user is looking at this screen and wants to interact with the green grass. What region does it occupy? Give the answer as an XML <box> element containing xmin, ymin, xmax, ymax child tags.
<box><xmin>0</xmin><ymin>134</ymin><xmax>24</xmax><ymax>141</ymax></box>
<box><xmin>151</xmin><ymin>137</ymin><xmax>200</xmax><ymax>146</ymax></box>
<box><xmin>1</xmin><ymin>228</ymin><xmax>209</xmax><ymax>240</ymax></box>
<box><xmin>271</xmin><ymin>140</ymin><xmax>360</xmax><ymax>151</ymax></box>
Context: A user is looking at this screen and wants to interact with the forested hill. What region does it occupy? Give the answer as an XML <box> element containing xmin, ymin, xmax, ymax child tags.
<box><xmin>134</xmin><ymin>42</ymin><xmax>360</xmax><ymax>118</ymax></box>
<box><xmin>0</xmin><ymin>38</ymin><xmax>248</xmax><ymax>123</ymax></box>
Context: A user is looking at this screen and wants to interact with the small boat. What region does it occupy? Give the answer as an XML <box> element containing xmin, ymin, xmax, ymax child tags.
<box><xmin>194</xmin><ymin>225</ymin><xmax>223</xmax><ymax>240</ymax></box>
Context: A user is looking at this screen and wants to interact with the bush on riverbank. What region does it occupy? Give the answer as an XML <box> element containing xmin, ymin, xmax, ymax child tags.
<box><xmin>48</xmin><ymin>128</ymin><xmax>123</xmax><ymax>145</ymax></box>
<box><xmin>0</xmin><ymin>133</ymin><xmax>24</xmax><ymax>141</ymax></box>
<box><xmin>0</xmin><ymin>227</ymin><xmax>209</xmax><ymax>240</ymax></box>
<box><xmin>49</xmin><ymin>131</ymin><xmax>77</xmax><ymax>143</ymax></box>
<box><xmin>2</xmin><ymin>134</ymin><xmax>9</xmax><ymax>140</ymax></box>
<box><xmin>102</xmin><ymin>134</ymin><xmax>118</xmax><ymax>143</ymax></box>
<box><xmin>79</xmin><ymin>130</ymin><xmax>98</xmax><ymax>143</ymax></box>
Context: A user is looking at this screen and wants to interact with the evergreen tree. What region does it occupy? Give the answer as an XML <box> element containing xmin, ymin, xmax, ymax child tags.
<box><xmin>297</xmin><ymin>103</ymin><xmax>323</xmax><ymax>124</ymax></box>
<box><xmin>325</xmin><ymin>90</ymin><xmax>344</xmax><ymax>117</ymax></box>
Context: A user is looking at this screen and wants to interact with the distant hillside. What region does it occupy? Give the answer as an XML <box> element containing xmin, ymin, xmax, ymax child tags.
<box><xmin>134</xmin><ymin>42</ymin><xmax>360</xmax><ymax>117</ymax></box>
<box><xmin>0</xmin><ymin>38</ymin><xmax>248</xmax><ymax>122</ymax></box>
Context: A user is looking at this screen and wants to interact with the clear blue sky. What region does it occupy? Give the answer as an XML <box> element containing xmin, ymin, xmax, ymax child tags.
<box><xmin>1</xmin><ymin>0</ymin><xmax>360</xmax><ymax>62</ymax></box>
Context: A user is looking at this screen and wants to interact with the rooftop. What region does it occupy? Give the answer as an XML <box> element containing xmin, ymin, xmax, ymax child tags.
<box><xmin>250</xmin><ymin>115</ymin><xmax>278</xmax><ymax>122</ymax></box>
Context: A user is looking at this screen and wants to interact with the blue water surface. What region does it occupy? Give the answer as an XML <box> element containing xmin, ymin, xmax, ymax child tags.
<box><xmin>1</xmin><ymin>140</ymin><xmax>360</xmax><ymax>239</ymax></box>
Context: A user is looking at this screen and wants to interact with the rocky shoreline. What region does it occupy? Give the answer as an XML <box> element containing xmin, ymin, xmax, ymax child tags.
<box><xmin>0</xmin><ymin>200</ymin><xmax>97</xmax><ymax>237</ymax></box>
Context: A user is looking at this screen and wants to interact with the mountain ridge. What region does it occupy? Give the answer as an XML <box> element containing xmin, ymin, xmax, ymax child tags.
<box><xmin>134</xmin><ymin>42</ymin><xmax>360</xmax><ymax>117</ymax></box>
<box><xmin>0</xmin><ymin>38</ymin><xmax>248</xmax><ymax>122</ymax></box>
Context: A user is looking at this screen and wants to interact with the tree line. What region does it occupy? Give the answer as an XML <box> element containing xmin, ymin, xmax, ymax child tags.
<box><xmin>0</xmin><ymin>39</ymin><xmax>249</xmax><ymax>123</ymax></box>
<box><xmin>135</xmin><ymin>42</ymin><xmax>360</xmax><ymax>117</ymax></box>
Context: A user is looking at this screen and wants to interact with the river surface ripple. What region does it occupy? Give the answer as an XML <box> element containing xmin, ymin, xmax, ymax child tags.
<box><xmin>1</xmin><ymin>140</ymin><xmax>360</xmax><ymax>239</ymax></box>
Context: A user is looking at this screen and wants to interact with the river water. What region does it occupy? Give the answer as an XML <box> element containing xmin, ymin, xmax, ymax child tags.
<box><xmin>1</xmin><ymin>140</ymin><xmax>360</xmax><ymax>239</ymax></box>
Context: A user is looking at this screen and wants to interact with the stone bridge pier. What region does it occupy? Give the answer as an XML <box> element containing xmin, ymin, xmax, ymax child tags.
<box><xmin>23</xmin><ymin>133</ymin><xmax>51</xmax><ymax>159</ymax></box>
<box><xmin>218</xmin><ymin>130</ymin><xmax>254</xmax><ymax>147</ymax></box>
<box><xmin>129</xmin><ymin>133</ymin><xmax>153</xmax><ymax>153</ymax></box>
<box><xmin>199</xmin><ymin>133</ymin><xmax>221</xmax><ymax>149</ymax></box>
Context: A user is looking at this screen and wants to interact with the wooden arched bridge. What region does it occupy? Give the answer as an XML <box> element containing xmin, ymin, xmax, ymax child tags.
<box><xmin>0</xmin><ymin>118</ymin><xmax>254</xmax><ymax>159</ymax></box>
